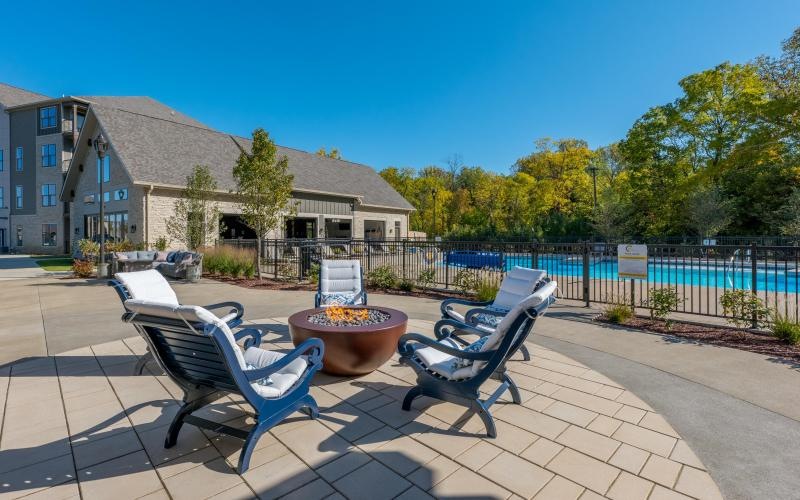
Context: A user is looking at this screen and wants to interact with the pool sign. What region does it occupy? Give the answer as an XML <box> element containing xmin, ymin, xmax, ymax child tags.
<box><xmin>618</xmin><ymin>244</ymin><xmax>648</xmax><ymax>280</ymax></box>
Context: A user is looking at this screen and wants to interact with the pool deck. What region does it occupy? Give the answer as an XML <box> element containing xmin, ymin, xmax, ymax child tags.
<box><xmin>1</xmin><ymin>276</ymin><xmax>799</xmax><ymax>499</ymax></box>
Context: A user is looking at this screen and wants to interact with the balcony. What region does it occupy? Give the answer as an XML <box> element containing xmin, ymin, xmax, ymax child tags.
<box><xmin>61</xmin><ymin>119</ymin><xmax>74</xmax><ymax>135</ymax></box>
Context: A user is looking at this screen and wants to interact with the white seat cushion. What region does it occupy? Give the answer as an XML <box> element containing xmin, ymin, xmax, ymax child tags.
<box><xmin>116</xmin><ymin>269</ymin><xmax>179</xmax><ymax>305</ymax></box>
<box><xmin>492</xmin><ymin>267</ymin><xmax>547</xmax><ymax>311</ymax></box>
<box><xmin>319</xmin><ymin>260</ymin><xmax>363</xmax><ymax>294</ymax></box>
<box><xmin>415</xmin><ymin>338</ymin><xmax>475</xmax><ymax>380</ymax></box>
<box><xmin>243</xmin><ymin>347</ymin><xmax>308</xmax><ymax>399</ymax></box>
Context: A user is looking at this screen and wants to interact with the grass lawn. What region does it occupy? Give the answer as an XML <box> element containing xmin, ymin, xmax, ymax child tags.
<box><xmin>35</xmin><ymin>257</ymin><xmax>73</xmax><ymax>271</ymax></box>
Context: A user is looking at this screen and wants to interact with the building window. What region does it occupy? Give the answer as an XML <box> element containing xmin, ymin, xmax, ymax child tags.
<box><xmin>113</xmin><ymin>188</ymin><xmax>128</xmax><ymax>201</ymax></box>
<box><xmin>0</xmin><ymin>149</ymin><xmax>4</xmax><ymax>171</ymax></box>
<box><xmin>42</xmin><ymin>224</ymin><xmax>57</xmax><ymax>246</ymax></box>
<box><xmin>39</xmin><ymin>106</ymin><xmax>57</xmax><ymax>129</ymax></box>
<box><xmin>97</xmin><ymin>156</ymin><xmax>110</xmax><ymax>183</ymax></box>
<box><xmin>0</xmin><ymin>187</ymin><xmax>4</xmax><ymax>208</ymax></box>
<box><xmin>16</xmin><ymin>226</ymin><xmax>22</xmax><ymax>246</ymax></box>
<box><xmin>41</xmin><ymin>184</ymin><xmax>57</xmax><ymax>207</ymax></box>
<box><xmin>15</xmin><ymin>147</ymin><xmax>23</xmax><ymax>171</ymax></box>
<box><xmin>41</xmin><ymin>144</ymin><xmax>56</xmax><ymax>167</ymax></box>
<box><xmin>85</xmin><ymin>212</ymin><xmax>128</xmax><ymax>242</ymax></box>
<box><xmin>15</xmin><ymin>186</ymin><xmax>23</xmax><ymax>209</ymax></box>
<box><xmin>77</xmin><ymin>114</ymin><xmax>85</xmax><ymax>131</ymax></box>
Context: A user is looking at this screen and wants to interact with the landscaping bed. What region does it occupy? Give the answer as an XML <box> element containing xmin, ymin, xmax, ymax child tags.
<box><xmin>595</xmin><ymin>315</ymin><xmax>800</xmax><ymax>362</ymax></box>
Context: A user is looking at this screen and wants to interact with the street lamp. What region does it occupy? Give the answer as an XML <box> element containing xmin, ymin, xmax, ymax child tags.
<box><xmin>94</xmin><ymin>134</ymin><xmax>109</xmax><ymax>277</ymax></box>
<box><xmin>586</xmin><ymin>164</ymin><xmax>599</xmax><ymax>208</ymax></box>
<box><xmin>431</xmin><ymin>188</ymin><xmax>437</xmax><ymax>239</ymax></box>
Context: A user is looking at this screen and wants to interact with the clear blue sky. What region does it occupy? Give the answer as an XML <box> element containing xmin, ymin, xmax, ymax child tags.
<box><xmin>2</xmin><ymin>1</ymin><xmax>797</xmax><ymax>172</ymax></box>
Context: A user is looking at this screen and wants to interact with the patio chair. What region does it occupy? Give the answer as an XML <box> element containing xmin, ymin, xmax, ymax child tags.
<box><xmin>314</xmin><ymin>259</ymin><xmax>367</xmax><ymax>307</ymax></box>
<box><xmin>109</xmin><ymin>269</ymin><xmax>244</xmax><ymax>374</ymax></box>
<box><xmin>122</xmin><ymin>299</ymin><xmax>324</xmax><ymax>473</ymax></box>
<box><xmin>439</xmin><ymin>267</ymin><xmax>548</xmax><ymax>361</ymax></box>
<box><xmin>398</xmin><ymin>281</ymin><xmax>557</xmax><ymax>437</ymax></box>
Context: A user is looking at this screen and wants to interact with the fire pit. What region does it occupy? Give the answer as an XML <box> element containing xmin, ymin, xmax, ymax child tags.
<box><xmin>288</xmin><ymin>306</ymin><xmax>408</xmax><ymax>376</ymax></box>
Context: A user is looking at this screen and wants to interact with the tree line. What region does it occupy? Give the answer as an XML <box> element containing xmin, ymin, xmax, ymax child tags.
<box><xmin>379</xmin><ymin>27</ymin><xmax>800</xmax><ymax>241</ymax></box>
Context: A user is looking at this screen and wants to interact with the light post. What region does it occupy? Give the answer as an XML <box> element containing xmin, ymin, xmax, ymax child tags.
<box><xmin>586</xmin><ymin>164</ymin><xmax>599</xmax><ymax>208</ymax></box>
<box><xmin>431</xmin><ymin>188</ymin><xmax>437</xmax><ymax>239</ymax></box>
<box><xmin>94</xmin><ymin>134</ymin><xmax>109</xmax><ymax>277</ymax></box>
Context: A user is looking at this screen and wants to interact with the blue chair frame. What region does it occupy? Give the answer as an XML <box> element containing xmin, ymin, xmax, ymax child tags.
<box><xmin>122</xmin><ymin>309</ymin><xmax>323</xmax><ymax>473</ymax></box>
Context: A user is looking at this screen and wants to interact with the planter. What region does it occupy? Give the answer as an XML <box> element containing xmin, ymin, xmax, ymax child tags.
<box><xmin>185</xmin><ymin>264</ymin><xmax>201</xmax><ymax>283</ymax></box>
<box><xmin>96</xmin><ymin>262</ymin><xmax>110</xmax><ymax>279</ymax></box>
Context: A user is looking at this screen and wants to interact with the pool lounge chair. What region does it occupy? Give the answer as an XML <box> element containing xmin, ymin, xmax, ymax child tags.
<box><xmin>315</xmin><ymin>259</ymin><xmax>367</xmax><ymax>307</ymax></box>
<box><xmin>399</xmin><ymin>281</ymin><xmax>557</xmax><ymax>437</ymax></box>
<box><xmin>109</xmin><ymin>269</ymin><xmax>244</xmax><ymax>374</ymax></box>
<box><xmin>121</xmin><ymin>299</ymin><xmax>323</xmax><ymax>473</ymax></box>
<box><xmin>440</xmin><ymin>267</ymin><xmax>548</xmax><ymax>361</ymax></box>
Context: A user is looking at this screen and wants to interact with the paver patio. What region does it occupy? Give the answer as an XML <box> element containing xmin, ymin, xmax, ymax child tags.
<box><xmin>0</xmin><ymin>313</ymin><xmax>721</xmax><ymax>500</ymax></box>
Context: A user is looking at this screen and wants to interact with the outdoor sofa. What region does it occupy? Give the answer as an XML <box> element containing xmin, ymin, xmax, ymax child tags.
<box><xmin>111</xmin><ymin>250</ymin><xmax>202</xmax><ymax>279</ymax></box>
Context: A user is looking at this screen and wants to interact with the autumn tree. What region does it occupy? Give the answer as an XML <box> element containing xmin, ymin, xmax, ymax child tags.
<box><xmin>165</xmin><ymin>165</ymin><xmax>222</xmax><ymax>250</ymax></box>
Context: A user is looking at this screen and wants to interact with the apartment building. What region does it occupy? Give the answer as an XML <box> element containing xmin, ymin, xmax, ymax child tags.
<box><xmin>0</xmin><ymin>82</ymin><xmax>413</xmax><ymax>254</ymax></box>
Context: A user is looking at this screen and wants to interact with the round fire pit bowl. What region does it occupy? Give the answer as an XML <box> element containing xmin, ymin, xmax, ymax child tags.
<box><xmin>288</xmin><ymin>306</ymin><xmax>408</xmax><ymax>376</ymax></box>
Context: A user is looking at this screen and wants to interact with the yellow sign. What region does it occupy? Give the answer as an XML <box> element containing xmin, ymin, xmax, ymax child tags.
<box><xmin>618</xmin><ymin>244</ymin><xmax>648</xmax><ymax>280</ymax></box>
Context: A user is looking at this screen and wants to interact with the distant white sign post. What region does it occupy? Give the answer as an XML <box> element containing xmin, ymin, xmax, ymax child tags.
<box><xmin>618</xmin><ymin>244</ymin><xmax>648</xmax><ymax>311</ymax></box>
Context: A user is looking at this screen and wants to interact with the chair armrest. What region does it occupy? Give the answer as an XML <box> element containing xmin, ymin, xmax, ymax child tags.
<box><xmin>433</xmin><ymin>318</ymin><xmax>489</xmax><ymax>342</ymax></box>
<box><xmin>234</xmin><ymin>328</ymin><xmax>262</xmax><ymax>349</ymax></box>
<box><xmin>355</xmin><ymin>290</ymin><xmax>367</xmax><ymax>305</ymax></box>
<box><xmin>203</xmin><ymin>302</ymin><xmax>244</xmax><ymax>326</ymax></box>
<box><xmin>243</xmin><ymin>338</ymin><xmax>325</xmax><ymax>382</ymax></box>
<box><xmin>314</xmin><ymin>292</ymin><xmax>321</xmax><ymax>308</ymax></box>
<box><xmin>440</xmin><ymin>297</ymin><xmax>492</xmax><ymax>319</ymax></box>
<box><xmin>464</xmin><ymin>307</ymin><xmax>505</xmax><ymax>325</ymax></box>
<box><xmin>398</xmin><ymin>332</ymin><xmax>494</xmax><ymax>361</ymax></box>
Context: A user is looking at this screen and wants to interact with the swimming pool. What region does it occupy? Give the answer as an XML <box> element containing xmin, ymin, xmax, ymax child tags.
<box><xmin>500</xmin><ymin>255</ymin><xmax>800</xmax><ymax>293</ymax></box>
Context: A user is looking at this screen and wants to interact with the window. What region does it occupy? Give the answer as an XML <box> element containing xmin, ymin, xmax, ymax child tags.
<box><xmin>113</xmin><ymin>188</ymin><xmax>128</xmax><ymax>201</ymax></box>
<box><xmin>0</xmin><ymin>187</ymin><xmax>4</xmax><ymax>208</ymax></box>
<box><xmin>16</xmin><ymin>226</ymin><xmax>22</xmax><ymax>246</ymax></box>
<box><xmin>0</xmin><ymin>149</ymin><xmax>4</xmax><ymax>171</ymax></box>
<box><xmin>39</xmin><ymin>106</ymin><xmax>57</xmax><ymax>129</ymax></box>
<box><xmin>84</xmin><ymin>212</ymin><xmax>128</xmax><ymax>242</ymax></box>
<box><xmin>96</xmin><ymin>156</ymin><xmax>110</xmax><ymax>183</ymax></box>
<box><xmin>15</xmin><ymin>147</ymin><xmax>23</xmax><ymax>171</ymax></box>
<box><xmin>76</xmin><ymin>114</ymin><xmax>85</xmax><ymax>131</ymax></box>
<box><xmin>41</xmin><ymin>184</ymin><xmax>56</xmax><ymax>207</ymax></box>
<box><xmin>41</xmin><ymin>144</ymin><xmax>56</xmax><ymax>167</ymax></box>
<box><xmin>42</xmin><ymin>224</ymin><xmax>57</xmax><ymax>246</ymax></box>
<box><xmin>15</xmin><ymin>186</ymin><xmax>23</xmax><ymax>209</ymax></box>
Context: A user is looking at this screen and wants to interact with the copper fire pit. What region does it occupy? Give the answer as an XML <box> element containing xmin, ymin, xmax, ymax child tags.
<box><xmin>288</xmin><ymin>306</ymin><xmax>408</xmax><ymax>376</ymax></box>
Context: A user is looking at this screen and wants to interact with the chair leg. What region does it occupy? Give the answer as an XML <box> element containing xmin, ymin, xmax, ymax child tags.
<box><xmin>134</xmin><ymin>351</ymin><xmax>154</xmax><ymax>375</ymax></box>
<box><xmin>504</xmin><ymin>373</ymin><xmax>522</xmax><ymax>404</ymax></box>
<box><xmin>519</xmin><ymin>344</ymin><xmax>531</xmax><ymax>361</ymax></box>
<box><xmin>402</xmin><ymin>386</ymin><xmax>424</xmax><ymax>411</ymax></box>
<box><xmin>165</xmin><ymin>397</ymin><xmax>209</xmax><ymax>448</ymax></box>
<box><xmin>475</xmin><ymin>400</ymin><xmax>497</xmax><ymax>438</ymax></box>
<box><xmin>238</xmin><ymin>420</ymin><xmax>271</xmax><ymax>473</ymax></box>
<box><xmin>301</xmin><ymin>395</ymin><xmax>319</xmax><ymax>419</ymax></box>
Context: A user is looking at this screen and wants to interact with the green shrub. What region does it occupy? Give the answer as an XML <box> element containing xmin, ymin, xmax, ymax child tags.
<box><xmin>308</xmin><ymin>263</ymin><xmax>320</xmax><ymax>284</ymax></box>
<box><xmin>154</xmin><ymin>236</ymin><xmax>169</xmax><ymax>252</ymax></box>
<box><xmin>475</xmin><ymin>275</ymin><xmax>500</xmax><ymax>302</ymax></box>
<box><xmin>644</xmin><ymin>287</ymin><xmax>683</xmax><ymax>326</ymax></box>
<box><xmin>603</xmin><ymin>302</ymin><xmax>633</xmax><ymax>324</ymax></box>
<box><xmin>398</xmin><ymin>279</ymin><xmax>415</xmax><ymax>292</ymax></box>
<box><xmin>720</xmin><ymin>289</ymin><xmax>771</xmax><ymax>328</ymax></box>
<box><xmin>200</xmin><ymin>245</ymin><xmax>256</xmax><ymax>279</ymax></box>
<box><xmin>77</xmin><ymin>239</ymin><xmax>99</xmax><ymax>261</ymax></box>
<box><xmin>367</xmin><ymin>265</ymin><xmax>398</xmax><ymax>289</ymax></box>
<box><xmin>72</xmin><ymin>259</ymin><xmax>94</xmax><ymax>278</ymax></box>
<box><xmin>453</xmin><ymin>269</ymin><xmax>480</xmax><ymax>295</ymax></box>
<box><xmin>771</xmin><ymin>314</ymin><xmax>800</xmax><ymax>344</ymax></box>
<box><xmin>416</xmin><ymin>268</ymin><xmax>436</xmax><ymax>291</ymax></box>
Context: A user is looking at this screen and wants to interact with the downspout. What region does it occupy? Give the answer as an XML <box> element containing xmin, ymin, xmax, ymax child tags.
<box><xmin>145</xmin><ymin>184</ymin><xmax>153</xmax><ymax>248</ymax></box>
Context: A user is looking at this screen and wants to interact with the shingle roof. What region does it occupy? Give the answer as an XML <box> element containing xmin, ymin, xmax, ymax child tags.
<box><xmin>78</xmin><ymin>96</ymin><xmax>211</xmax><ymax>129</ymax></box>
<box><xmin>0</xmin><ymin>82</ymin><xmax>49</xmax><ymax>108</ymax></box>
<box><xmin>86</xmin><ymin>104</ymin><xmax>413</xmax><ymax>210</ymax></box>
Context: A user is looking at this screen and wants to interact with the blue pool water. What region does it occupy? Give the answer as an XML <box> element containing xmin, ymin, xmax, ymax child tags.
<box><xmin>498</xmin><ymin>255</ymin><xmax>799</xmax><ymax>293</ymax></box>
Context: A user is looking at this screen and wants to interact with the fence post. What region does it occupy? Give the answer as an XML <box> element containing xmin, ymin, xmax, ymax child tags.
<box><xmin>402</xmin><ymin>240</ymin><xmax>407</xmax><ymax>280</ymax></box>
<box><xmin>444</xmin><ymin>242</ymin><xmax>450</xmax><ymax>289</ymax></box>
<box><xmin>531</xmin><ymin>242</ymin><xmax>538</xmax><ymax>270</ymax></box>
<box><xmin>367</xmin><ymin>242</ymin><xmax>372</xmax><ymax>272</ymax></box>
<box><xmin>751</xmin><ymin>242</ymin><xmax>758</xmax><ymax>328</ymax></box>
<box><xmin>273</xmin><ymin>240</ymin><xmax>278</xmax><ymax>279</ymax></box>
<box><xmin>583</xmin><ymin>242</ymin><xmax>591</xmax><ymax>307</ymax></box>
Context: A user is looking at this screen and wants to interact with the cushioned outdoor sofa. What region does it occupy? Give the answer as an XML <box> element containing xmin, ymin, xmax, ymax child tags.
<box><xmin>112</xmin><ymin>250</ymin><xmax>202</xmax><ymax>279</ymax></box>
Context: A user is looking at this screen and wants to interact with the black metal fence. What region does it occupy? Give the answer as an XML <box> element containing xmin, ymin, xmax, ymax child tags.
<box><xmin>218</xmin><ymin>238</ymin><xmax>800</xmax><ymax>322</ymax></box>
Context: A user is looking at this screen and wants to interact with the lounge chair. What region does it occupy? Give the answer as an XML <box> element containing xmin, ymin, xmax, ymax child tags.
<box><xmin>399</xmin><ymin>281</ymin><xmax>557</xmax><ymax>437</ymax></box>
<box><xmin>314</xmin><ymin>259</ymin><xmax>367</xmax><ymax>307</ymax></box>
<box><xmin>122</xmin><ymin>299</ymin><xmax>323</xmax><ymax>473</ymax></box>
<box><xmin>440</xmin><ymin>267</ymin><xmax>548</xmax><ymax>361</ymax></box>
<box><xmin>109</xmin><ymin>269</ymin><xmax>244</xmax><ymax>374</ymax></box>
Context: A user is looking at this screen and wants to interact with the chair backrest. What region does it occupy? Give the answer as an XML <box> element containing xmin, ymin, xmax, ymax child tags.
<box><xmin>123</xmin><ymin>299</ymin><xmax>246</xmax><ymax>392</ymax></box>
<box><xmin>115</xmin><ymin>269</ymin><xmax>179</xmax><ymax>305</ymax></box>
<box><xmin>492</xmin><ymin>267</ymin><xmax>547</xmax><ymax>311</ymax></box>
<box><xmin>472</xmin><ymin>281</ymin><xmax>557</xmax><ymax>377</ymax></box>
<box><xmin>319</xmin><ymin>259</ymin><xmax>363</xmax><ymax>294</ymax></box>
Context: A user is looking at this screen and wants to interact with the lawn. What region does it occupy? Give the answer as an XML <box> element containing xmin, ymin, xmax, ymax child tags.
<box><xmin>35</xmin><ymin>257</ymin><xmax>73</xmax><ymax>271</ymax></box>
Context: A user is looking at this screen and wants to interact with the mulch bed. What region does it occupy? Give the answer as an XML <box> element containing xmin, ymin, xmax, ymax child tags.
<box><xmin>595</xmin><ymin>315</ymin><xmax>800</xmax><ymax>363</ymax></box>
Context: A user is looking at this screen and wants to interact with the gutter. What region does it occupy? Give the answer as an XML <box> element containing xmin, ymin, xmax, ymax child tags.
<box><xmin>145</xmin><ymin>184</ymin><xmax>153</xmax><ymax>247</ymax></box>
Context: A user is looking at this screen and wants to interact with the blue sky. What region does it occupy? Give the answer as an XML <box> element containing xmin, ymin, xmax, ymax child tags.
<box><xmin>2</xmin><ymin>1</ymin><xmax>797</xmax><ymax>172</ymax></box>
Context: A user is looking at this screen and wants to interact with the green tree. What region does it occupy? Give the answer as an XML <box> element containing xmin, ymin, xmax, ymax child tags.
<box><xmin>684</xmin><ymin>185</ymin><xmax>733</xmax><ymax>240</ymax></box>
<box><xmin>165</xmin><ymin>165</ymin><xmax>222</xmax><ymax>250</ymax></box>
<box><xmin>316</xmin><ymin>147</ymin><xmax>342</xmax><ymax>159</ymax></box>
<box><xmin>233</xmin><ymin>129</ymin><xmax>295</xmax><ymax>279</ymax></box>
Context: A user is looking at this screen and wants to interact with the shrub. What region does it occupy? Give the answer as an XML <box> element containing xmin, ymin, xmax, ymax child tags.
<box><xmin>72</xmin><ymin>259</ymin><xmax>94</xmax><ymax>278</ymax></box>
<box><xmin>602</xmin><ymin>303</ymin><xmax>633</xmax><ymax>324</ymax></box>
<box><xmin>200</xmin><ymin>246</ymin><xmax>256</xmax><ymax>279</ymax></box>
<box><xmin>367</xmin><ymin>265</ymin><xmax>398</xmax><ymax>289</ymax></box>
<box><xmin>475</xmin><ymin>275</ymin><xmax>500</xmax><ymax>302</ymax></box>
<box><xmin>720</xmin><ymin>289</ymin><xmax>771</xmax><ymax>328</ymax></box>
<box><xmin>154</xmin><ymin>236</ymin><xmax>169</xmax><ymax>252</ymax></box>
<box><xmin>398</xmin><ymin>279</ymin><xmax>415</xmax><ymax>292</ymax></box>
<box><xmin>416</xmin><ymin>268</ymin><xmax>436</xmax><ymax>291</ymax></box>
<box><xmin>105</xmin><ymin>240</ymin><xmax>135</xmax><ymax>253</ymax></box>
<box><xmin>771</xmin><ymin>314</ymin><xmax>800</xmax><ymax>345</ymax></box>
<box><xmin>308</xmin><ymin>263</ymin><xmax>320</xmax><ymax>284</ymax></box>
<box><xmin>78</xmin><ymin>239</ymin><xmax>99</xmax><ymax>261</ymax></box>
<box><xmin>644</xmin><ymin>287</ymin><xmax>683</xmax><ymax>326</ymax></box>
<box><xmin>453</xmin><ymin>269</ymin><xmax>480</xmax><ymax>295</ymax></box>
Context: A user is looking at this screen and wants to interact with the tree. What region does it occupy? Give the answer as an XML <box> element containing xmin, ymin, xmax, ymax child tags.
<box><xmin>233</xmin><ymin>129</ymin><xmax>295</xmax><ymax>279</ymax></box>
<box><xmin>684</xmin><ymin>185</ymin><xmax>733</xmax><ymax>240</ymax></box>
<box><xmin>316</xmin><ymin>147</ymin><xmax>341</xmax><ymax>159</ymax></box>
<box><xmin>165</xmin><ymin>165</ymin><xmax>222</xmax><ymax>250</ymax></box>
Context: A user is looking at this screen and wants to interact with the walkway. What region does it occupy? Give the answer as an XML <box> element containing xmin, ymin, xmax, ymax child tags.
<box><xmin>0</xmin><ymin>254</ymin><xmax>51</xmax><ymax>281</ymax></box>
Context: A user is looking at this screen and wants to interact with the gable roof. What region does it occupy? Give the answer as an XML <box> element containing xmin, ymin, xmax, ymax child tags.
<box><xmin>63</xmin><ymin>103</ymin><xmax>414</xmax><ymax>211</ymax></box>
<box><xmin>0</xmin><ymin>82</ymin><xmax>50</xmax><ymax>108</ymax></box>
<box><xmin>78</xmin><ymin>96</ymin><xmax>211</xmax><ymax>129</ymax></box>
